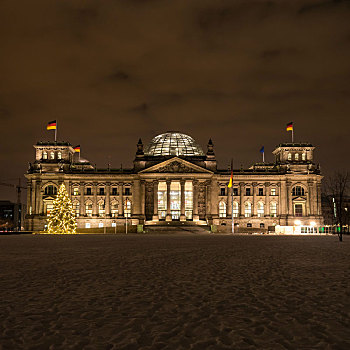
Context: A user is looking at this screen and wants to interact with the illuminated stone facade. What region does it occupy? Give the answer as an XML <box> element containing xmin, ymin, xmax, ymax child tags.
<box><xmin>25</xmin><ymin>132</ymin><xmax>324</xmax><ymax>232</ymax></box>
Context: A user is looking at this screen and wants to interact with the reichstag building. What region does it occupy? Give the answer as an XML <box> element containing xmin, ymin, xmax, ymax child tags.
<box><xmin>25</xmin><ymin>132</ymin><xmax>324</xmax><ymax>233</ymax></box>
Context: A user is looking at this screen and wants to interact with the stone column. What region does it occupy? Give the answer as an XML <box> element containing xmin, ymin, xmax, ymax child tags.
<box><xmin>132</xmin><ymin>179</ymin><xmax>139</xmax><ymax>217</ymax></box>
<box><xmin>252</xmin><ymin>182</ymin><xmax>257</xmax><ymax>216</ymax></box>
<box><xmin>180</xmin><ymin>179</ymin><xmax>186</xmax><ymax>221</ymax></box>
<box><xmin>105</xmin><ymin>182</ymin><xmax>111</xmax><ymax>217</ymax></box>
<box><xmin>35</xmin><ymin>180</ymin><xmax>41</xmax><ymax>215</ymax></box>
<box><xmin>166</xmin><ymin>180</ymin><xmax>172</xmax><ymax>221</ymax></box>
<box><xmin>38</xmin><ymin>185</ymin><xmax>43</xmax><ymax>215</ymax></box>
<box><xmin>92</xmin><ymin>182</ymin><xmax>98</xmax><ymax>216</ymax></box>
<box><xmin>152</xmin><ymin>180</ymin><xmax>159</xmax><ymax>221</ymax></box>
<box><xmin>209</xmin><ymin>179</ymin><xmax>218</xmax><ymax>217</ymax></box>
<box><xmin>206</xmin><ymin>180</ymin><xmax>212</xmax><ymax>218</ymax></box>
<box><xmin>239</xmin><ymin>182</ymin><xmax>245</xmax><ymax>217</ymax></box>
<box><xmin>317</xmin><ymin>181</ymin><xmax>322</xmax><ymax>216</ymax></box>
<box><xmin>264</xmin><ymin>182</ymin><xmax>270</xmax><ymax>216</ymax></box>
<box><xmin>140</xmin><ymin>180</ymin><xmax>145</xmax><ymax>217</ymax></box>
<box><xmin>280</xmin><ymin>181</ymin><xmax>286</xmax><ymax>216</ymax></box>
<box><xmin>31</xmin><ymin>180</ymin><xmax>36</xmax><ymax>215</ymax></box>
<box><xmin>286</xmin><ymin>181</ymin><xmax>292</xmax><ymax>216</ymax></box>
<box><xmin>68</xmin><ymin>180</ymin><xmax>72</xmax><ymax>199</ymax></box>
<box><xmin>26</xmin><ymin>182</ymin><xmax>31</xmax><ymax>215</ymax></box>
<box><xmin>118</xmin><ymin>182</ymin><xmax>124</xmax><ymax>217</ymax></box>
<box><xmin>79</xmin><ymin>182</ymin><xmax>85</xmax><ymax>216</ymax></box>
<box><xmin>193</xmin><ymin>180</ymin><xmax>199</xmax><ymax>221</ymax></box>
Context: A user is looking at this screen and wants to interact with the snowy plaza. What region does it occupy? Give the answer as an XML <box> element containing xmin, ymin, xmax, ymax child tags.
<box><xmin>0</xmin><ymin>234</ymin><xmax>349</xmax><ymax>349</ymax></box>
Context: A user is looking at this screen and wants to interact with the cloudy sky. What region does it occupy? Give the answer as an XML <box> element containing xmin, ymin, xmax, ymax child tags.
<box><xmin>0</xmin><ymin>0</ymin><xmax>349</xmax><ymax>201</ymax></box>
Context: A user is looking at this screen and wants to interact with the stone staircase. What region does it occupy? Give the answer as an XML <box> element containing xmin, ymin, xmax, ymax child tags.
<box><xmin>144</xmin><ymin>224</ymin><xmax>211</xmax><ymax>234</ymax></box>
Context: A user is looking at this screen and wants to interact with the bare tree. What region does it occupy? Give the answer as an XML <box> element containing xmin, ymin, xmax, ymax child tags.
<box><xmin>323</xmin><ymin>171</ymin><xmax>349</xmax><ymax>242</ymax></box>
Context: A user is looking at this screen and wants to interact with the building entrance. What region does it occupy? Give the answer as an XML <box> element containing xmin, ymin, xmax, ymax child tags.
<box><xmin>170</xmin><ymin>182</ymin><xmax>181</xmax><ymax>220</ymax></box>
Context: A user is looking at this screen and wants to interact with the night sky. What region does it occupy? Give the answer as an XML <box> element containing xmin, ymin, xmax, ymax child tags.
<box><xmin>1</xmin><ymin>0</ymin><xmax>349</xmax><ymax>201</ymax></box>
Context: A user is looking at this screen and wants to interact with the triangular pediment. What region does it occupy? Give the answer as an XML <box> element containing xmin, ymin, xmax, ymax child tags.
<box><xmin>139</xmin><ymin>157</ymin><xmax>213</xmax><ymax>174</ymax></box>
<box><xmin>292</xmin><ymin>196</ymin><xmax>306</xmax><ymax>201</ymax></box>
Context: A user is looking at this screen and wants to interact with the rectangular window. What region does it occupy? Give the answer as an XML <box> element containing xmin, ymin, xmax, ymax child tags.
<box><xmin>99</xmin><ymin>188</ymin><xmax>105</xmax><ymax>195</ymax></box>
<box><xmin>112</xmin><ymin>222</ymin><xmax>116</xmax><ymax>227</ymax></box>
<box><xmin>85</xmin><ymin>223</ymin><xmax>91</xmax><ymax>229</ymax></box>
<box><xmin>233</xmin><ymin>188</ymin><xmax>238</xmax><ymax>196</ymax></box>
<box><xmin>295</xmin><ymin>204</ymin><xmax>303</xmax><ymax>217</ymax></box>
<box><xmin>270</xmin><ymin>188</ymin><xmax>276</xmax><ymax>196</ymax></box>
<box><xmin>86</xmin><ymin>187</ymin><xmax>92</xmax><ymax>195</ymax></box>
<box><xmin>125</xmin><ymin>187</ymin><xmax>131</xmax><ymax>196</ymax></box>
<box><xmin>112</xmin><ymin>187</ymin><xmax>118</xmax><ymax>196</ymax></box>
<box><xmin>220</xmin><ymin>188</ymin><xmax>226</xmax><ymax>196</ymax></box>
<box><xmin>233</xmin><ymin>203</ymin><xmax>239</xmax><ymax>218</ymax></box>
<box><xmin>247</xmin><ymin>223</ymin><xmax>252</xmax><ymax>228</ymax></box>
<box><xmin>246</xmin><ymin>188</ymin><xmax>251</xmax><ymax>196</ymax></box>
<box><xmin>258</xmin><ymin>188</ymin><xmax>264</xmax><ymax>196</ymax></box>
<box><xmin>98</xmin><ymin>222</ymin><xmax>104</xmax><ymax>228</ymax></box>
<box><xmin>73</xmin><ymin>188</ymin><xmax>79</xmax><ymax>196</ymax></box>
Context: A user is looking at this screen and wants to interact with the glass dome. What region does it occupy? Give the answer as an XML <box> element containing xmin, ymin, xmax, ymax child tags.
<box><xmin>144</xmin><ymin>132</ymin><xmax>204</xmax><ymax>157</ymax></box>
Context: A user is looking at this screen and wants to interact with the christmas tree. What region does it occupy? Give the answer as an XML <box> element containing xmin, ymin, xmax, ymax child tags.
<box><xmin>47</xmin><ymin>183</ymin><xmax>77</xmax><ymax>234</ymax></box>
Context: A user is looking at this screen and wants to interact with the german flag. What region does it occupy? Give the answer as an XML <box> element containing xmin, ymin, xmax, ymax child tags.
<box><xmin>47</xmin><ymin>120</ymin><xmax>56</xmax><ymax>130</ymax></box>
<box><xmin>73</xmin><ymin>145</ymin><xmax>81</xmax><ymax>152</ymax></box>
<box><xmin>228</xmin><ymin>159</ymin><xmax>233</xmax><ymax>188</ymax></box>
<box><xmin>286</xmin><ymin>122</ymin><xmax>293</xmax><ymax>131</ymax></box>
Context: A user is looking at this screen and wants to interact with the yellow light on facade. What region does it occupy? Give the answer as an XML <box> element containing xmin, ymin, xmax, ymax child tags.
<box><xmin>294</xmin><ymin>220</ymin><xmax>301</xmax><ymax>226</ymax></box>
<box><xmin>310</xmin><ymin>221</ymin><xmax>316</xmax><ymax>226</ymax></box>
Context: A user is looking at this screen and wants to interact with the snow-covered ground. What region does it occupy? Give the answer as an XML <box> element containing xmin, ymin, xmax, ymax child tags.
<box><xmin>0</xmin><ymin>234</ymin><xmax>349</xmax><ymax>349</ymax></box>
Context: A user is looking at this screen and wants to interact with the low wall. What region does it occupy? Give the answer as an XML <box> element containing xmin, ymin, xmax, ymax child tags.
<box><xmin>213</xmin><ymin>225</ymin><xmax>268</xmax><ymax>234</ymax></box>
<box><xmin>76</xmin><ymin>225</ymin><xmax>140</xmax><ymax>234</ymax></box>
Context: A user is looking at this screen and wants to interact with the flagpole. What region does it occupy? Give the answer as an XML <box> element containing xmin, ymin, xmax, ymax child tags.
<box><xmin>55</xmin><ymin>120</ymin><xmax>57</xmax><ymax>142</ymax></box>
<box><xmin>231</xmin><ymin>159</ymin><xmax>234</xmax><ymax>234</ymax></box>
<box><xmin>263</xmin><ymin>151</ymin><xmax>265</xmax><ymax>163</ymax></box>
<box><xmin>292</xmin><ymin>127</ymin><xmax>294</xmax><ymax>143</ymax></box>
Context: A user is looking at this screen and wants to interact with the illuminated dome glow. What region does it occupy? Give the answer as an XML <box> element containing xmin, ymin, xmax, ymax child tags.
<box><xmin>144</xmin><ymin>132</ymin><xmax>204</xmax><ymax>157</ymax></box>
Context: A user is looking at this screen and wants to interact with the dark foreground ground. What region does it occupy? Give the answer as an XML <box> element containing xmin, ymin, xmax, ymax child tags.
<box><xmin>0</xmin><ymin>234</ymin><xmax>349</xmax><ymax>350</ymax></box>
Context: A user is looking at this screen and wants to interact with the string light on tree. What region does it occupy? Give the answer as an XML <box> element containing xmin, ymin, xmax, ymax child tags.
<box><xmin>47</xmin><ymin>184</ymin><xmax>77</xmax><ymax>234</ymax></box>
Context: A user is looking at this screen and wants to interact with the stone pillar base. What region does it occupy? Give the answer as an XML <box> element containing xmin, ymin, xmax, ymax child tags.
<box><xmin>166</xmin><ymin>214</ymin><xmax>172</xmax><ymax>222</ymax></box>
<box><xmin>180</xmin><ymin>214</ymin><xmax>186</xmax><ymax>222</ymax></box>
<box><xmin>193</xmin><ymin>214</ymin><xmax>199</xmax><ymax>221</ymax></box>
<box><xmin>152</xmin><ymin>215</ymin><xmax>159</xmax><ymax>221</ymax></box>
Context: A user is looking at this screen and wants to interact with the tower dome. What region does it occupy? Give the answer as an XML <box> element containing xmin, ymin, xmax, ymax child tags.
<box><xmin>144</xmin><ymin>132</ymin><xmax>204</xmax><ymax>157</ymax></box>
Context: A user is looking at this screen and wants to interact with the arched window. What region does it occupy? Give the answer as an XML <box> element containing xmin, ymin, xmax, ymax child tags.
<box><xmin>85</xmin><ymin>201</ymin><xmax>92</xmax><ymax>217</ymax></box>
<box><xmin>73</xmin><ymin>201</ymin><xmax>80</xmax><ymax>217</ymax></box>
<box><xmin>111</xmin><ymin>201</ymin><xmax>118</xmax><ymax>217</ymax></box>
<box><xmin>124</xmin><ymin>199</ymin><xmax>131</xmax><ymax>218</ymax></box>
<box><xmin>295</xmin><ymin>153</ymin><xmax>299</xmax><ymax>161</ymax></box>
<box><xmin>43</xmin><ymin>151</ymin><xmax>48</xmax><ymax>160</ymax></box>
<box><xmin>270</xmin><ymin>202</ymin><xmax>277</xmax><ymax>217</ymax></box>
<box><xmin>288</xmin><ymin>153</ymin><xmax>292</xmax><ymax>161</ymax></box>
<box><xmin>219</xmin><ymin>201</ymin><xmax>226</xmax><ymax>217</ymax></box>
<box><xmin>245</xmin><ymin>202</ymin><xmax>252</xmax><ymax>217</ymax></box>
<box><xmin>98</xmin><ymin>200</ymin><xmax>105</xmax><ymax>217</ymax></box>
<box><xmin>44</xmin><ymin>185</ymin><xmax>57</xmax><ymax>196</ymax></box>
<box><xmin>292</xmin><ymin>186</ymin><xmax>305</xmax><ymax>196</ymax></box>
<box><xmin>257</xmin><ymin>202</ymin><xmax>264</xmax><ymax>217</ymax></box>
<box><xmin>302</xmin><ymin>153</ymin><xmax>306</xmax><ymax>161</ymax></box>
<box><xmin>233</xmin><ymin>202</ymin><xmax>239</xmax><ymax>218</ymax></box>
<box><xmin>73</xmin><ymin>187</ymin><xmax>79</xmax><ymax>196</ymax></box>
<box><xmin>50</xmin><ymin>152</ymin><xmax>55</xmax><ymax>160</ymax></box>
<box><xmin>57</xmin><ymin>152</ymin><xmax>62</xmax><ymax>160</ymax></box>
